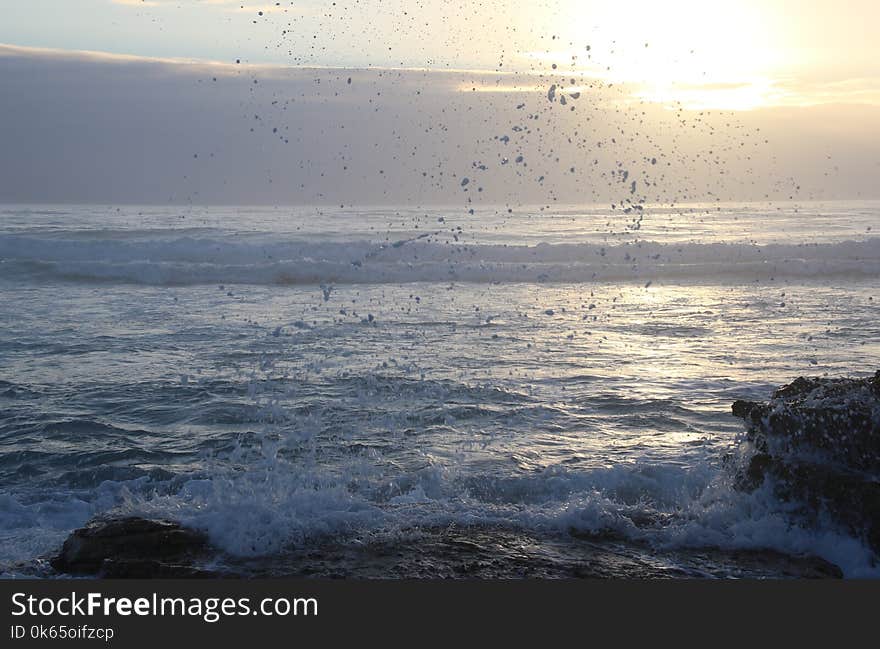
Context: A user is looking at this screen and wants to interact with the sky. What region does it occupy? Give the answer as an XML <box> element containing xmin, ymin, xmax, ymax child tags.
<box><xmin>1</xmin><ymin>0</ymin><xmax>878</xmax><ymax>204</ymax></box>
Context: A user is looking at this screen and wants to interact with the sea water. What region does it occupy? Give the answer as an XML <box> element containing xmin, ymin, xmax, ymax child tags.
<box><xmin>1</xmin><ymin>201</ymin><xmax>878</xmax><ymax>576</ymax></box>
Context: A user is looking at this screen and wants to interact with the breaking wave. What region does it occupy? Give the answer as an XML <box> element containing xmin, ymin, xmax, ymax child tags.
<box><xmin>2</xmin><ymin>234</ymin><xmax>879</xmax><ymax>285</ymax></box>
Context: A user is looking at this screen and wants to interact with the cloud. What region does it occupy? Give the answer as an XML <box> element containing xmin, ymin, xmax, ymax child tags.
<box><xmin>773</xmin><ymin>77</ymin><xmax>880</xmax><ymax>106</ymax></box>
<box><xmin>516</xmin><ymin>50</ymin><xmax>880</xmax><ymax>110</ymax></box>
<box><xmin>109</xmin><ymin>0</ymin><xmax>297</xmax><ymax>12</ymax></box>
<box><xmin>111</xmin><ymin>0</ymin><xmax>238</xmax><ymax>6</ymax></box>
<box><xmin>1</xmin><ymin>43</ymin><xmax>878</xmax><ymax>204</ymax></box>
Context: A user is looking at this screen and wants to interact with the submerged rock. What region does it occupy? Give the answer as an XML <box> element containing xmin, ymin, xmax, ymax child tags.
<box><xmin>44</xmin><ymin>519</ymin><xmax>840</xmax><ymax>579</ymax></box>
<box><xmin>731</xmin><ymin>371</ymin><xmax>880</xmax><ymax>554</ymax></box>
<box><xmin>221</xmin><ymin>525</ymin><xmax>841</xmax><ymax>579</ymax></box>
<box><xmin>50</xmin><ymin>516</ymin><xmax>212</xmax><ymax>577</ymax></box>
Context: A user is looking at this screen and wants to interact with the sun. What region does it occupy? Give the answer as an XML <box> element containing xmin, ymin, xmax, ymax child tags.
<box><xmin>544</xmin><ymin>0</ymin><xmax>791</xmax><ymax>110</ymax></box>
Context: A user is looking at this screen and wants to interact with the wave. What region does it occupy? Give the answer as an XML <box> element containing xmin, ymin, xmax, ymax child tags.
<box><xmin>7</xmin><ymin>456</ymin><xmax>875</xmax><ymax>577</ymax></box>
<box><xmin>3</xmin><ymin>428</ymin><xmax>878</xmax><ymax>577</ymax></box>
<box><xmin>2</xmin><ymin>234</ymin><xmax>880</xmax><ymax>285</ymax></box>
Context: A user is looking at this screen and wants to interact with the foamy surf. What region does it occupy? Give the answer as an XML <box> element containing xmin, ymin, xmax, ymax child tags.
<box><xmin>2</xmin><ymin>235</ymin><xmax>880</xmax><ymax>285</ymax></box>
<box><xmin>1</xmin><ymin>203</ymin><xmax>878</xmax><ymax>578</ymax></box>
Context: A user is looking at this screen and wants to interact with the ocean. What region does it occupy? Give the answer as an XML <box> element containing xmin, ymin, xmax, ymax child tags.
<box><xmin>1</xmin><ymin>201</ymin><xmax>878</xmax><ymax>577</ymax></box>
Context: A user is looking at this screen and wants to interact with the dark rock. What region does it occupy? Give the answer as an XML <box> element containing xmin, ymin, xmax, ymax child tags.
<box><xmin>731</xmin><ymin>399</ymin><xmax>760</xmax><ymax>419</ymax></box>
<box><xmin>99</xmin><ymin>559</ymin><xmax>219</xmax><ymax>579</ymax></box>
<box><xmin>731</xmin><ymin>372</ymin><xmax>880</xmax><ymax>554</ymax></box>
<box><xmin>50</xmin><ymin>516</ymin><xmax>209</xmax><ymax>576</ymax></box>
<box><xmin>46</xmin><ymin>518</ymin><xmax>841</xmax><ymax>580</ymax></box>
<box><xmin>734</xmin><ymin>371</ymin><xmax>880</xmax><ymax>472</ymax></box>
<box><xmin>221</xmin><ymin>525</ymin><xmax>841</xmax><ymax>579</ymax></box>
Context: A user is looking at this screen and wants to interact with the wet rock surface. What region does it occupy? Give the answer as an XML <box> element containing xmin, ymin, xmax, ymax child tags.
<box><xmin>731</xmin><ymin>372</ymin><xmax>880</xmax><ymax>554</ymax></box>
<box><xmin>45</xmin><ymin>519</ymin><xmax>842</xmax><ymax>580</ymax></box>
<box><xmin>221</xmin><ymin>526</ymin><xmax>841</xmax><ymax>579</ymax></box>
<box><xmin>50</xmin><ymin>517</ymin><xmax>213</xmax><ymax>577</ymax></box>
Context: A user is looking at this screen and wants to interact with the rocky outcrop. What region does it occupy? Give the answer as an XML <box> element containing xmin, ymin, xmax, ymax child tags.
<box><xmin>731</xmin><ymin>371</ymin><xmax>880</xmax><ymax>554</ymax></box>
<box><xmin>50</xmin><ymin>516</ymin><xmax>213</xmax><ymax>577</ymax></box>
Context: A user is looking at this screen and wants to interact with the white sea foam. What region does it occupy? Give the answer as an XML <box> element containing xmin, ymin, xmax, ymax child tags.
<box><xmin>2</xmin><ymin>234</ymin><xmax>879</xmax><ymax>285</ymax></box>
<box><xmin>121</xmin><ymin>458</ymin><xmax>880</xmax><ymax>577</ymax></box>
<box><xmin>2</xmin><ymin>437</ymin><xmax>877</xmax><ymax>577</ymax></box>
